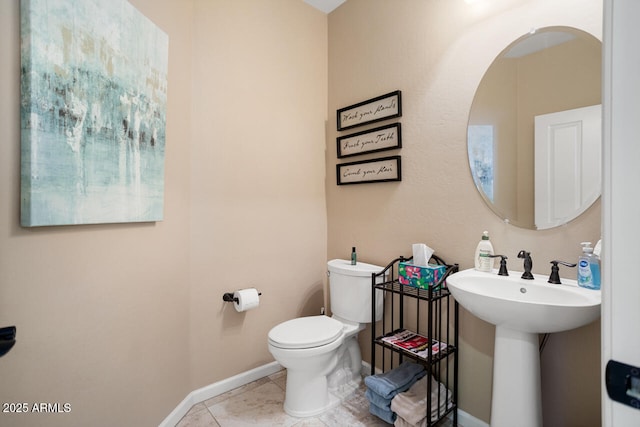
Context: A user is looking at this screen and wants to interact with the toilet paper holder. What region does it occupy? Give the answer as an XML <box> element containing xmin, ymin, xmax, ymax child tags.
<box><xmin>223</xmin><ymin>291</ymin><xmax>262</xmax><ymax>303</ymax></box>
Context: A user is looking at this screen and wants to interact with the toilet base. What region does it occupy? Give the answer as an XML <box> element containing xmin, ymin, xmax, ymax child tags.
<box><xmin>283</xmin><ymin>369</ymin><xmax>361</xmax><ymax>418</ymax></box>
<box><xmin>282</xmin><ymin>334</ymin><xmax>363</xmax><ymax>418</ymax></box>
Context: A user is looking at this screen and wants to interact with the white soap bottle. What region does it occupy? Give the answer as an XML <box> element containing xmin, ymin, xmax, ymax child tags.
<box><xmin>474</xmin><ymin>231</ymin><xmax>494</xmax><ymax>272</ymax></box>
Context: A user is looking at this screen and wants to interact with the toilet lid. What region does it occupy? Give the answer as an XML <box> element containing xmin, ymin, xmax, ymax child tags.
<box><xmin>268</xmin><ymin>316</ymin><xmax>344</xmax><ymax>349</ymax></box>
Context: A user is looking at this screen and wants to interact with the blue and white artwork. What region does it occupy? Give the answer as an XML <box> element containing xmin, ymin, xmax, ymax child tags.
<box><xmin>20</xmin><ymin>0</ymin><xmax>168</xmax><ymax>226</ymax></box>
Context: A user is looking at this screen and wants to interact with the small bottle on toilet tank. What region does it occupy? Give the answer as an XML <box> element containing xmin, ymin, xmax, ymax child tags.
<box><xmin>351</xmin><ymin>247</ymin><xmax>357</xmax><ymax>265</ymax></box>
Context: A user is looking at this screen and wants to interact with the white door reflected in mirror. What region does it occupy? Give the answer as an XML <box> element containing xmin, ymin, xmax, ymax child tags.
<box><xmin>534</xmin><ymin>104</ymin><xmax>602</xmax><ymax>229</ymax></box>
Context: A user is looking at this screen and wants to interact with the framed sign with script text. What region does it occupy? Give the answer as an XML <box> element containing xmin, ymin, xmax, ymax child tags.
<box><xmin>337</xmin><ymin>90</ymin><xmax>402</xmax><ymax>131</ymax></box>
<box><xmin>336</xmin><ymin>156</ymin><xmax>402</xmax><ymax>185</ymax></box>
<box><xmin>337</xmin><ymin>123</ymin><xmax>402</xmax><ymax>158</ymax></box>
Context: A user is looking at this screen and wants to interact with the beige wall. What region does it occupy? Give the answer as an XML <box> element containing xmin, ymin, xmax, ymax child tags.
<box><xmin>188</xmin><ymin>0</ymin><xmax>328</xmax><ymax>387</ymax></box>
<box><xmin>327</xmin><ymin>0</ymin><xmax>602</xmax><ymax>424</ymax></box>
<box><xmin>0</xmin><ymin>1</ymin><xmax>327</xmax><ymax>426</ymax></box>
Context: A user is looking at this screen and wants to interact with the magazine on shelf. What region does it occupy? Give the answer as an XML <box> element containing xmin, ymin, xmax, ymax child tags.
<box><xmin>381</xmin><ymin>329</ymin><xmax>447</xmax><ymax>359</ymax></box>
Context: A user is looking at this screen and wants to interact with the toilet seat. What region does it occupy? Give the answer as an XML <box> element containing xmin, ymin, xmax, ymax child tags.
<box><xmin>268</xmin><ymin>316</ymin><xmax>344</xmax><ymax>349</ymax></box>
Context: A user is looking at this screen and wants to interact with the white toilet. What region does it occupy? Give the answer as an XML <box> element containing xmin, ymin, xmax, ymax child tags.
<box><xmin>268</xmin><ymin>259</ymin><xmax>384</xmax><ymax>417</ymax></box>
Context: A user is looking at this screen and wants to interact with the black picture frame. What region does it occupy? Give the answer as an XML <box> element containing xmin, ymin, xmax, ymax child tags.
<box><xmin>337</xmin><ymin>90</ymin><xmax>402</xmax><ymax>131</ymax></box>
<box><xmin>337</xmin><ymin>123</ymin><xmax>402</xmax><ymax>159</ymax></box>
<box><xmin>336</xmin><ymin>155</ymin><xmax>402</xmax><ymax>185</ymax></box>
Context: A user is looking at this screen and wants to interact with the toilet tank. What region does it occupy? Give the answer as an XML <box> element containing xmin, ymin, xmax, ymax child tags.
<box><xmin>327</xmin><ymin>259</ymin><xmax>385</xmax><ymax>323</ymax></box>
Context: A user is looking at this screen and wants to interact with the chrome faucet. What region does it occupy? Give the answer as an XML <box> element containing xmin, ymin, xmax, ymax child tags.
<box><xmin>517</xmin><ymin>250</ymin><xmax>534</xmax><ymax>280</ymax></box>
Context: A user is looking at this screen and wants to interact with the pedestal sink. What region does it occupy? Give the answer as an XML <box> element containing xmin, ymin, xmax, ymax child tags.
<box><xmin>446</xmin><ymin>268</ymin><xmax>601</xmax><ymax>427</ymax></box>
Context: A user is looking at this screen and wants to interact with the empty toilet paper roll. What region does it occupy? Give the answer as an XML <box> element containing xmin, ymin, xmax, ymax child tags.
<box><xmin>233</xmin><ymin>288</ymin><xmax>260</xmax><ymax>312</ymax></box>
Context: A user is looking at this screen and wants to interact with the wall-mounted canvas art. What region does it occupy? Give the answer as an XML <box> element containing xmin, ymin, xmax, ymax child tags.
<box><xmin>20</xmin><ymin>0</ymin><xmax>169</xmax><ymax>226</ymax></box>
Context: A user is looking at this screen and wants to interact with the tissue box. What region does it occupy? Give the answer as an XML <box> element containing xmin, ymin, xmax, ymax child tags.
<box><xmin>398</xmin><ymin>262</ymin><xmax>447</xmax><ymax>290</ymax></box>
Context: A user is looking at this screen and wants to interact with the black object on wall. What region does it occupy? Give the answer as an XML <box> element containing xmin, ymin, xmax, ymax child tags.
<box><xmin>606</xmin><ymin>359</ymin><xmax>640</xmax><ymax>410</ymax></box>
<box><xmin>0</xmin><ymin>326</ymin><xmax>16</xmax><ymax>357</ymax></box>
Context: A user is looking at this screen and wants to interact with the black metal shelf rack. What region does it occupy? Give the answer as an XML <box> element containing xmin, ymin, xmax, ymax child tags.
<box><xmin>370</xmin><ymin>254</ymin><xmax>459</xmax><ymax>426</ymax></box>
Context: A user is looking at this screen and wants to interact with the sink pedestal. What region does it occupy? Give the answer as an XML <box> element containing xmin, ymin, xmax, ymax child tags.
<box><xmin>492</xmin><ymin>326</ymin><xmax>542</xmax><ymax>427</ymax></box>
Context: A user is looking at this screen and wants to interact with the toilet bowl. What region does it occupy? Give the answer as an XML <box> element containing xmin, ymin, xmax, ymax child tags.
<box><xmin>267</xmin><ymin>259</ymin><xmax>385</xmax><ymax>417</ymax></box>
<box><xmin>268</xmin><ymin>315</ymin><xmax>363</xmax><ymax>417</ymax></box>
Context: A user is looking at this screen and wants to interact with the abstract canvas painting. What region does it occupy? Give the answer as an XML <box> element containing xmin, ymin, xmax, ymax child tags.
<box><xmin>20</xmin><ymin>0</ymin><xmax>168</xmax><ymax>226</ymax></box>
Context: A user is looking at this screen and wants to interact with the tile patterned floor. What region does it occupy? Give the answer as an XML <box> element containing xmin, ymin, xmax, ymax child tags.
<box><xmin>175</xmin><ymin>370</ymin><xmax>458</xmax><ymax>427</ymax></box>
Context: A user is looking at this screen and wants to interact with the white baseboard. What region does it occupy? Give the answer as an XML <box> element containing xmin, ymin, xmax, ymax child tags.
<box><xmin>360</xmin><ymin>360</ymin><xmax>380</xmax><ymax>376</ymax></box>
<box><xmin>457</xmin><ymin>410</ymin><xmax>490</xmax><ymax>427</ymax></box>
<box><xmin>158</xmin><ymin>361</ymin><xmax>282</xmax><ymax>427</ymax></box>
<box><xmin>161</xmin><ymin>360</ymin><xmax>489</xmax><ymax>427</ymax></box>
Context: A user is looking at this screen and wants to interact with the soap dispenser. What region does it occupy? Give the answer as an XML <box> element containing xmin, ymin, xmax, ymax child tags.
<box><xmin>577</xmin><ymin>242</ymin><xmax>601</xmax><ymax>290</ymax></box>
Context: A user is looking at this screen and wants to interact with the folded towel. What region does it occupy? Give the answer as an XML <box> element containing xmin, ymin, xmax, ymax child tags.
<box><xmin>393</xmin><ymin>404</ymin><xmax>453</xmax><ymax>427</ymax></box>
<box><xmin>365</xmin><ymin>388</ymin><xmax>392</xmax><ymax>411</ymax></box>
<box><xmin>394</xmin><ymin>415</ymin><xmax>424</xmax><ymax>427</ymax></box>
<box><xmin>369</xmin><ymin>402</ymin><xmax>397</xmax><ymax>424</ymax></box>
<box><xmin>364</xmin><ymin>362</ymin><xmax>427</xmax><ymax>400</ymax></box>
<box><xmin>393</xmin><ymin>401</ymin><xmax>451</xmax><ymax>426</ymax></box>
<box><xmin>365</xmin><ymin>374</ymin><xmax>424</xmax><ymax>411</ymax></box>
<box><xmin>391</xmin><ymin>375</ymin><xmax>452</xmax><ymax>425</ymax></box>
<box><xmin>393</xmin><ymin>401</ymin><xmax>452</xmax><ymax>427</ymax></box>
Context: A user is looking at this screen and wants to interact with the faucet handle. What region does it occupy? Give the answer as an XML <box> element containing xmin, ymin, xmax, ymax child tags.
<box><xmin>548</xmin><ymin>260</ymin><xmax>577</xmax><ymax>284</ymax></box>
<box><xmin>517</xmin><ymin>250</ymin><xmax>534</xmax><ymax>280</ymax></box>
<box><xmin>489</xmin><ymin>255</ymin><xmax>509</xmax><ymax>276</ymax></box>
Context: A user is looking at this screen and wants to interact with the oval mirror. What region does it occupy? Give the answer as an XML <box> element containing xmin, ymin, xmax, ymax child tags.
<box><xmin>467</xmin><ymin>26</ymin><xmax>602</xmax><ymax>230</ymax></box>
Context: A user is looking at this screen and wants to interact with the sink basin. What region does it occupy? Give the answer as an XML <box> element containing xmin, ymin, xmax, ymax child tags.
<box><xmin>446</xmin><ymin>268</ymin><xmax>601</xmax><ymax>333</ymax></box>
<box><xmin>447</xmin><ymin>268</ymin><xmax>601</xmax><ymax>427</ymax></box>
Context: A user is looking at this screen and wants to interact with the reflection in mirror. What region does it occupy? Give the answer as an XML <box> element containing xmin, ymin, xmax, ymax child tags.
<box><xmin>467</xmin><ymin>27</ymin><xmax>602</xmax><ymax>230</ymax></box>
